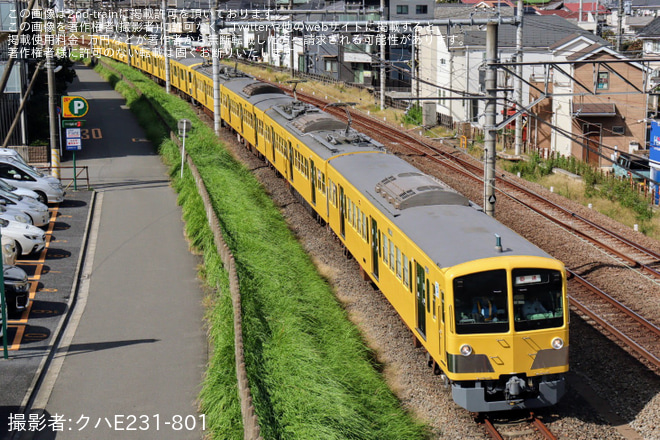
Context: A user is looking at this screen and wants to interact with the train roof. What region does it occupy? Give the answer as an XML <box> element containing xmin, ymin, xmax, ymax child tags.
<box><xmin>264</xmin><ymin>101</ymin><xmax>385</xmax><ymax>160</ymax></box>
<box><xmin>172</xmin><ymin>56</ymin><xmax>205</xmax><ymax>67</ymax></box>
<box><xmin>330</xmin><ymin>153</ymin><xmax>552</xmax><ymax>269</ymax></box>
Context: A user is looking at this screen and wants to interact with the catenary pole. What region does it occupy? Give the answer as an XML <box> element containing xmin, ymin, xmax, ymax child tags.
<box><xmin>514</xmin><ymin>0</ymin><xmax>523</xmax><ymax>156</ymax></box>
<box><xmin>484</xmin><ymin>22</ymin><xmax>498</xmax><ymax>217</ymax></box>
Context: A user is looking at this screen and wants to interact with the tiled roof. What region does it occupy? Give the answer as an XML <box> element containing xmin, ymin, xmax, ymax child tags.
<box><xmin>638</xmin><ymin>16</ymin><xmax>660</xmax><ymax>37</ymax></box>
<box><xmin>460</xmin><ymin>15</ymin><xmax>609</xmax><ymax>48</ymax></box>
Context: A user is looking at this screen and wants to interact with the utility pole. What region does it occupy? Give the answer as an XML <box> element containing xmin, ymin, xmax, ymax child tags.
<box><xmin>289</xmin><ymin>0</ymin><xmax>294</xmax><ymax>77</ymax></box>
<box><xmin>484</xmin><ymin>22</ymin><xmax>498</xmax><ymax>217</ymax></box>
<box><xmin>163</xmin><ymin>0</ymin><xmax>170</xmax><ymax>93</ymax></box>
<box><xmin>514</xmin><ymin>0</ymin><xmax>523</xmax><ymax>156</ymax></box>
<box><xmin>46</xmin><ymin>2</ymin><xmax>59</xmax><ymax>179</ymax></box>
<box><xmin>379</xmin><ymin>0</ymin><xmax>385</xmax><ymax>110</ymax></box>
<box><xmin>617</xmin><ymin>0</ymin><xmax>623</xmax><ymax>52</ymax></box>
<box><xmin>212</xmin><ymin>6</ymin><xmax>220</xmax><ymax>135</ymax></box>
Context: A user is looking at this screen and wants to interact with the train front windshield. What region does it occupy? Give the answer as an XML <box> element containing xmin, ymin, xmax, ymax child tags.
<box><xmin>454</xmin><ymin>268</ymin><xmax>564</xmax><ymax>335</ymax></box>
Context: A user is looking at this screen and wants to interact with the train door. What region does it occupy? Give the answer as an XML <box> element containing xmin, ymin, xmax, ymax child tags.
<box><xmin>310</xmin><ymin>159</ymin><xmax>316</xmax><ymax>205</ymax></box>
<box><xmin>288</xmin><ymin>142</ymin><xmax>294</xmax><ymax>182</ymax></box>
<box><xmin>416</xmin><ymin>262</ymin><xmax>427</xmax><ymax>338</ymax></box>
<box><xmin>370</xmin><ymin>218</ymin><xmax>379</xmax><ymax>280</ymax></box>
<box><xmin>339</xmin><ymin>185</ymin><xmax>346</xmax><ymax>238</ymax></box>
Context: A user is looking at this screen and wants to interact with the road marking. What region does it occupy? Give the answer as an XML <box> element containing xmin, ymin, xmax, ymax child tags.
<box><xmin>8</xmin><ymin>205</ymin><xmax>59</xmax><ymax>349</ymax></box>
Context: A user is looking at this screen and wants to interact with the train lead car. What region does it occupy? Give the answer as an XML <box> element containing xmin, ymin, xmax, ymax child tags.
<box><xmin>97</xmin><ymin>35</ymin><xmax>569</xmax><ymax>412</ymax></box>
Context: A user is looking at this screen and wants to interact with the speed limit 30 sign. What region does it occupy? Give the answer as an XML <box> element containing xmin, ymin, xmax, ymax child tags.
<box><xmin>62</xmin><ymin>96</ymin><xmax>89</xmax><ymax>118</ymax></box>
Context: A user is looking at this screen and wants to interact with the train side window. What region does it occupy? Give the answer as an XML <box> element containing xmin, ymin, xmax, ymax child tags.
<box><xmin>426</xmin><ymin>279</ymin><xmax>430</xmax><ymax>313</ymax></box>
<box><xmin>403</xmin><ymin>255</ymin><xmax>409</xmax><ymax>288</ymax></box>
<box><xmin>396</xmin><ymin>247</ymin><xmax>402</xmax><ymax>279</ymax></box>
<box><xmin>440</xmin><ymin>290</ymin><xmax>445</xmax><ymax>323</ymax></box>
<box><xmin>389</xmin><ymin>241</ymin><xmax>395</xmax><ymax>271</ymax></box>
<box><xmin>432</xmin><ymin>286</ymin><xmax>437</xmax><ymax>320</ymax></box>
<box><xmin>382</xmin><ymin>234</ymin><xmax>389</xmax><ymax>266</ymax></box>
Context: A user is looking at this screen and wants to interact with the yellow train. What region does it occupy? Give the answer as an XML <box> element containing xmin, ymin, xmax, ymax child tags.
<box><xmin>95</xmin><ymin>35</ymin><xmax>569</xmax><ymax>412</ymax></box>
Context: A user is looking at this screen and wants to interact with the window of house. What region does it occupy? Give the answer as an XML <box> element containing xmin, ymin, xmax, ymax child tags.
<box><xmin>396</xmin><ymin>5</ymin><xmax>408</xmax><ymax>14</ymax></box>
<box><xmin>612</xmin><ymin>126</ymin><xmax>625</xmax><ymax>135</ymax></box>
<box><xmin>325</xmin><ymin>60</ymin><xmax>337</xmax><ymax>73</ymax></box>
<box><xmin>597</xmin><ymin>72</ymin><xmax>609</xmax><ymax>90</ymax></box>
<box><xmin>416</xmin><ymin>5</ymin><xmax>428</xmax><ymax>14</ymax></box>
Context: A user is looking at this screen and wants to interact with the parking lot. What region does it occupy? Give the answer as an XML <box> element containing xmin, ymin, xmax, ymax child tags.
<box><xmin>0</xmin><ymin>189</ymin><xmax>94</xmax><ymax>439</ymax></box>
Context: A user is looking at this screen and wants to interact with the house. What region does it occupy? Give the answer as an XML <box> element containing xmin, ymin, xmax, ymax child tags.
<box><xmin>530</xmin><ymin>37</ymin><xmax>649</xmax><ymax>167</ymax></box>
<box><xmin>415</xmin><ymin>13</ymin><xmax>604</xmax><ymax>134</ymax></box>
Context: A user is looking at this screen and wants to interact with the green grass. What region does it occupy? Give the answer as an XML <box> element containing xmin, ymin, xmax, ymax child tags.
<box><xmin>503</xmin><ymin>153</ymin><xmax>659</xmax><ymax>239</ymax></box>
<box><xmin>94</xmin><ymin>58</ymin><xmax>428</xmax><ymax>440</ymax></box>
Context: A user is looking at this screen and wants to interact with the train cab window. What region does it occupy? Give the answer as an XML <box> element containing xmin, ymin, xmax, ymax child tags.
<box><xmin>512</xmin><ymin>269</ymin><xmax>564</xmax><ymax>332</ymax></box>
<box><xmin>454</xmin><ymin>269</ymin><xmax>508</xmax><ymax>334</ymax></box>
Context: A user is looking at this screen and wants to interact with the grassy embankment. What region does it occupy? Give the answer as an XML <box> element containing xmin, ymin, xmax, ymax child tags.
<box><xmin>92</xmin><ymin>58</ymin><xmax>429</xmax><ymax>440</ymax></box>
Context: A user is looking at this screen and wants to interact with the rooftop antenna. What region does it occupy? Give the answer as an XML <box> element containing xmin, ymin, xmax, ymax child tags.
<box><xmin>286</xmin><ymin>79</ymin><xmax>307</xmax><ymax>101</ymax></box>
<box><xmin>325</xmin><ymin>102</ymin><xmax>357</xmax><ymax>136</ymax></box>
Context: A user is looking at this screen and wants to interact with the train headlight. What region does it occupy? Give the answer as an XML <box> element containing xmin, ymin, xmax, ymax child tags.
<box><xmin>551</xmin><ymin>337</ymin><xmax>564</xmax><ymax>350</ymax></box>
<box><xmin>459</xmin><ymin>344</ymin><xmax>473</xmax><ymax>356</ymax></box>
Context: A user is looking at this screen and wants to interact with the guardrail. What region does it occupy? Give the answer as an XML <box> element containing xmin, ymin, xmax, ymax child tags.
<box><xmin>98</xmin><ymin>58</ymin><xmax>263</xmax><ymax>439</ymax></box>
<box><xmin>54</xmin><ymin>165</ymin><xmax>91</xmax><ymax>191</ymax></box>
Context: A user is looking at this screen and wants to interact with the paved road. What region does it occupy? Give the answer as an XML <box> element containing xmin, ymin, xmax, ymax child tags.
<box><xmin>13</xmin><ymin>64</ymin><xmax>207</xmax><ymax>439</ymax></box>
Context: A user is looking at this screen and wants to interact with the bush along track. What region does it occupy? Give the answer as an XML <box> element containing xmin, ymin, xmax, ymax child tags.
<box><xmin>93</xmin><ymin>58</ymin><xmax>428</xmax><ymax>440</ymax></box>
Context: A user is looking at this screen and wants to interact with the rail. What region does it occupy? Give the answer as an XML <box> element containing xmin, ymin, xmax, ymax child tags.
<box><xmin>97</xmin><ymin>58</ymin><xmax>263</xmax><ymax>440</ymax></box>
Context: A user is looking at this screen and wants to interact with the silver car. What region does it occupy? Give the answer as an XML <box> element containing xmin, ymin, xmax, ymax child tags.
<box><xmin>0</xmin><ymin>218</ymin><xmax>46</xmax><ymax>256</ymax></box>
<box><xmin>0</xmin><ymin>159</ymin><xmax>65</xmax><ymax>204</ymax></box>
<box><xmin>0</xmin><ymin>177</ymin><xmax>40</xmax><ymax>200</ymax></box>
<box><xmin>0</xmin><ymin>189</ymin><xmax>50</xmax><ymax>227</ymax></box>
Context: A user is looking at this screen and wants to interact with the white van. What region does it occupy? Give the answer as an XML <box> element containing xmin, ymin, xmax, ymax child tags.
<box><xmin>0</xmin><ymin>159</ymin><xmax>65</xmax><ymax>204</ymax></box>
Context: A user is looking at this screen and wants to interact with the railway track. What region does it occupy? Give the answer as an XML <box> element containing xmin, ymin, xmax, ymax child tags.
<box><xmin>569</xmin><ymin>271</ymin><xmax>660</xmax><ymax>370</ymax></box>
<box><xmin>281</xmin><ymin>86</ymin><xmax>660</xmax><ymax>372</ymax></box>
<box><xmin>478</xmin><ymin>412</ymin><xmax>557</xmax><ymax>440</ymax></box>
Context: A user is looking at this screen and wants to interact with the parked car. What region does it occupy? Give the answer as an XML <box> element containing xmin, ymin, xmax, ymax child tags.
<box><xmin>0</xmin><ymin>205</ymin><xmax>31</xmax><ymax>225</ymax></box>
<box><xmin>0</xmin><ymin>177</ymin><xmax>40</xmax><ymax>200</ymax></box>
<box><xmin>0</xmin><ymin>148</ymin><xmax>30</xmax><ymax>167</ymax></box>
<box><xmin>0</xmin><ymin>189</ymin><xmax>49</xmax><ymax>227</ymax></box>
<box><xmin>2</xmin><ymin>236</ymin><xmax>17</xmax><ymax>265</ymax></box>
<box><xmin>2</xmin><ymin>264</ymin><xmax>30</xmax><ymax>312</ymax></box>
<box><xmin>0</xmin><ymin>159</ymin><xmax>65</xmax><ymax>204</ymax></box>
<box><xmin>0</xmin><ymin>217</ymin><xmax>46</xmax><ymax>256</ymax></box>
<box><xmin>612</xmin><ymin>152</ymin><xmax>651</xmax><ymax>181</ymax></box>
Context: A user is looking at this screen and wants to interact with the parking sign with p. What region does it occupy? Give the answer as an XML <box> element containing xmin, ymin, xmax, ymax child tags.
<box><xmin>62</xmin><ymin>96</ymin><xmax>89</xmax><ymax>118</ymax></box>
